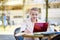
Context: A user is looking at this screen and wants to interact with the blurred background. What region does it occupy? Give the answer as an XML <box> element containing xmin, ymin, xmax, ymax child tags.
<box><xmin>0</xmin><ymin>0</ymin><xmax>60</xmax><ymax>40</ymax></box>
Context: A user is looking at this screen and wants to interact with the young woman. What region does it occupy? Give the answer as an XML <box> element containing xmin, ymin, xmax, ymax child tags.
<box><xmin>19</xmin><ymin>7</ymin><xmax>45</xmax><ymax>40</ymax></box>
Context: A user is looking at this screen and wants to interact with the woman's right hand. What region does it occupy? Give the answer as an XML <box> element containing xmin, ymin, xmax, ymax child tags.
<box><xmin>24</xmin><ymin>29</ymin><xmax>31</xmax><ymax>33</ymax></box>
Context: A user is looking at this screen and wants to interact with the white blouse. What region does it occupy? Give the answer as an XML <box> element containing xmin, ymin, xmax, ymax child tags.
<box><xmin>20</xmin><ymin>18</ymin><xmax>45</xmax><ymax>33</ymax></box>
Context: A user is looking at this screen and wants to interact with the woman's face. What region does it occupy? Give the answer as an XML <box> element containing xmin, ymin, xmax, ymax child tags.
<box><xmin>30</xmin><ymin>10</ymin><xmax>39</xmax><ymax>19</ymax></box>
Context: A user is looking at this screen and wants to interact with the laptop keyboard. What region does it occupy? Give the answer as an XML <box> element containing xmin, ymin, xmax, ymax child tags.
<box><xmin>34</xmin><ymin>32</ymin><xmax>56</xmax><ymax>35</ymax></box>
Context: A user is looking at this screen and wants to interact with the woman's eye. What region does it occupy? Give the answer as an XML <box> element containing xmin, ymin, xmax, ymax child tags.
<box><xmin>32</xmin><ymin>14</ymin><xmax>34</xmax><ymax>15</ymax></box>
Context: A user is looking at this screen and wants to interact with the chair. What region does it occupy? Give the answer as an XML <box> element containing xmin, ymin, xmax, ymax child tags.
<box><xmin>14</xmin><ymin>27</ymin><xmax>24</xmax><ymax>40</ymax></box>
<box><xmin>51</xmin><ymin>35</ymin><xmax>60</xmax><ymax>40</ymax></box>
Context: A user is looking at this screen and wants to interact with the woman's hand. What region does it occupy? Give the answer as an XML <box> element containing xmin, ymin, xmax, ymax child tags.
<box><xmin>24</xmin><ymin>29</ymin><xmax>31</xmax><ymax>33</ymax></box>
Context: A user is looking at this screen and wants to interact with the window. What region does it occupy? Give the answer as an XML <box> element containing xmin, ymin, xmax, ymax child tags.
<box><xmin>43</xmin><ymin>3</ymin><xmax>60</xmax><ymax>8</ymax></box>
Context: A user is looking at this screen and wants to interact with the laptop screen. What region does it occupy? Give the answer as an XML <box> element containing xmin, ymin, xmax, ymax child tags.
<box><xmin>33</xmin><ymin>23</ymin><xmax>48</xmax><ymax>32</ymax></box>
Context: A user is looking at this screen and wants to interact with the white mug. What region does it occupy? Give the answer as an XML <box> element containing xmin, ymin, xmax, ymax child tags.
<box><xmin>49</xmin><ymin>25</ymin><xmax>55</xmax><ymax>32</ymax></box>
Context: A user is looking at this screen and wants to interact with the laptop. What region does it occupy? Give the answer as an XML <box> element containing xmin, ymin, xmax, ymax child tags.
<box><xmin>33</xmin><ymin>23</ymin><xmax>48</xmax><ymax>33</ymax></box>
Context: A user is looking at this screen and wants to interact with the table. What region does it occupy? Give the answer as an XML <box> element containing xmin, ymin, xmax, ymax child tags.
<box><xmin>22</xmin><ymin>33</ymin><xmax>56</xmax><ymax>40</ymax></box>
<box><xmin>23</xmin><ymin>34</ymin><xmax>43</xmax><ymax>38</ymax></box>
<box><xmin>15</xmin><ymin>32</ymin><xmax>60</xmax><ymax>40</ymax></box>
